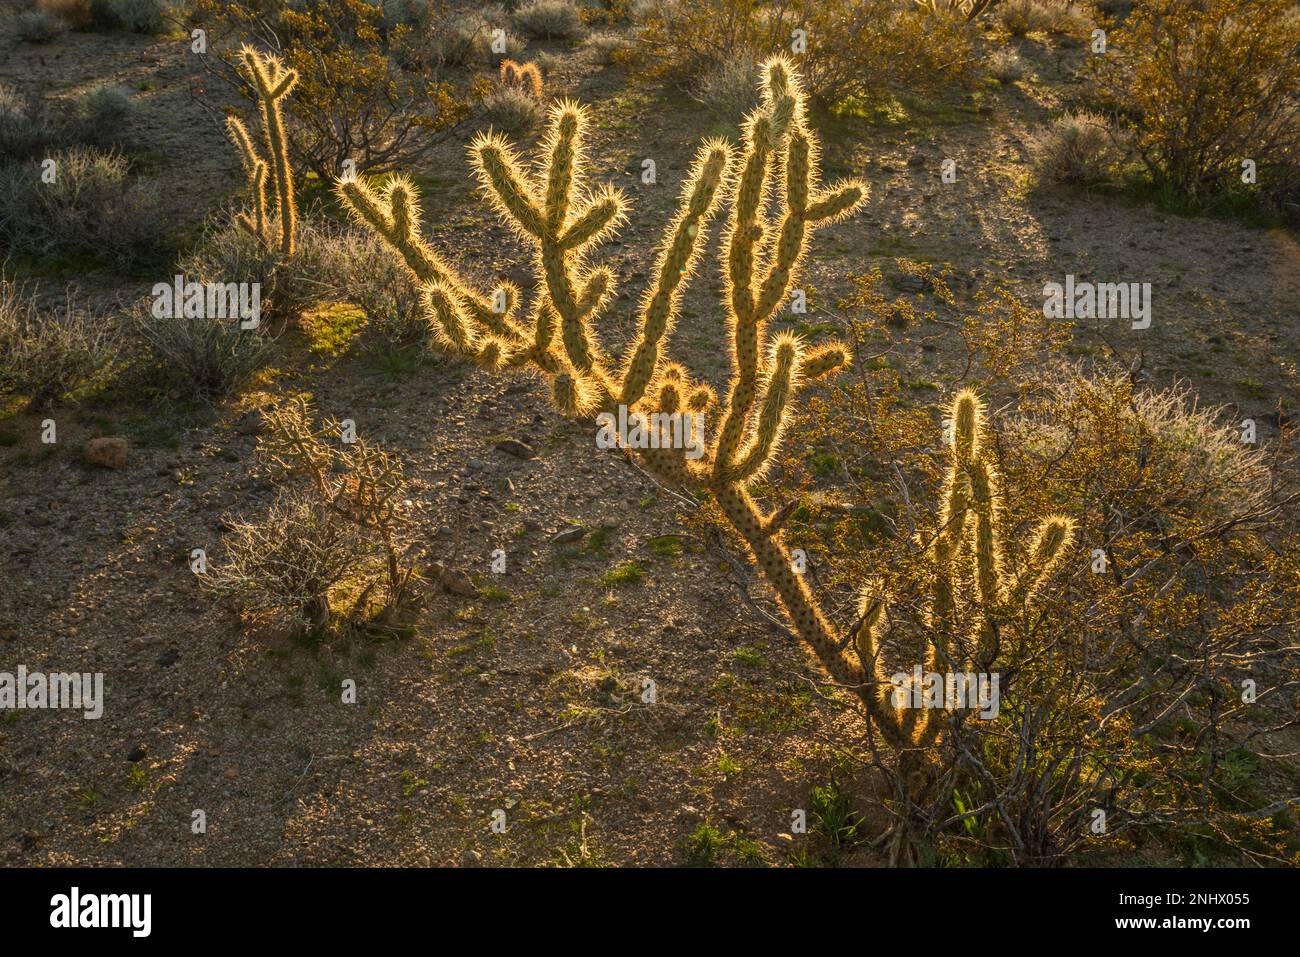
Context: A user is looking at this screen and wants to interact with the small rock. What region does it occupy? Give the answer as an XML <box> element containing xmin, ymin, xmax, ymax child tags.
<box><xmin>127</xmin><ymin>745</ymin><xmax>148</xmax><ymax>763</ymax></box>
<box><xmin>498</xmin><ymin>266</ymin><xmax>535</xmax><ymax>290</ymax></box>
<box><xmin>893</xmin><ymin>274</ymin><xmax>930</xmax><ymax>294</ymax></box>
<box><xmin>233</xmin><ymin>410</ymin><xmax>264</xmax><ymax>435</ymax></box>
<box><xmin>462</xmin><ymin>849</ymin><xmax>482</xmax><ymax>866</ymax></box>
<box><xmin>776</xmin><ymin>832</ymin><xmax>794</xmax><ymax>843</ymax></box>
<box><xmin>431</xmin><ymin>562</ymin><xmax>478</xmax><ymax>597</ymax></box>
<box><xmin>84</xmin><ymin>437</ymin><xmax>128</xmax><ymax>470</ymax></box>
<box><xmin>551</xmin><ymin>525</ymin><xmax>587</xmax><ymax>544</ymax></box>
<box><xmin>156</xmin><ymin>648</ymin><xmax>180</xmax><ymax>668</ymax></box>
<box><xmin>493</xmin><ymin>438</ymin><xmax>536</xmax><ymax>459</ymax></box>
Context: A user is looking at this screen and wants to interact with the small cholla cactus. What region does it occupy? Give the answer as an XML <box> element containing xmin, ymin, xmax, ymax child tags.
<box><xmin>336</xmin><ymin>56</ymin><xmax>1071</xmax><ymax>758</ymax></box>
<box><xmin>499</xmin><ymin>58</ymin><xmax>543</xmax><ymax>99</ymax></box>
<box><xmin>854</xmin><ymin>390</ymin><xmax>1076</xmax><ymax>749</ymax></box>
<box><xmin>258</xmin><ymin>395</ymin><xmax>420</xmax><ymax>621</ymax></box>
<box><xmin>226</xmin><ymin>44</ymin><xmax>298</xmax><ymax>257</ymax></box>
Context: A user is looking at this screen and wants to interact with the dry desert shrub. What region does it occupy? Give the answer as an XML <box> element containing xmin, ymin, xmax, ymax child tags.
<box><xmin>986</xmin><ymin>48</ymin><xmax>1026</xmax><ymax>84</ymax></box>
<box><xmin>211</xmin><ymin>487</ymin><xmax>375</xmax><ymax>635</ymax></box>
<box><xmin>691</xmin><ymin>54</ymin><xmax>762</xmax><ymax>122</ymax></box>
<box><xmin>802</xmin><ymin>325</ymin><xmax>1299</xmax><ymax>863</ymax></box>
<box><xmin>131</xmin><ymin>297</ymin><xmax>273</xmax><ymax>402</ymax></box>
<box><xmin>1029</xmin><ymin>111</ymin><xmax>1129</xmax><ymax>188</ymax></box>
<box><xmin>17</xmin><ymin>7</ymin><xmax>67</xmax><ymax>42</ymax></box>
<box><xmin>482</xmin><ymin>86</ymin><xmax>545</xmax><ymax>136</ymax></box>
<box><xmin>36</xmin><ymin>0</ymin><xmax>94</xmax><ymax>29</ymax></box>
<box><xmin>0</xmin><ymin>146</ymin><xmax>168</xmax><ymax>267</ymax></box>
<box><xmin>195</xmin><ymin>0</ymin><xmax>478</xmax><ymax>181</ymax></box>
<box><xmin>0</xmin><ymin>277</ymin><xmax>118</xmax><ymax>408</ymax></box>
<box><xmin>90</xmin><ymin>0</ymin><xmax>168</xmax><ymax>33</ymax></box>
<box><xmin>512</xmin><ymin>0</ymin><xmax>586</xmax><ymax>40</ymax></box>
<box><xmin>998</xmin><ymin>0</ymin><xmax>1053</xmax><ymax>36</ymax></box>
<box><xmin>581</xmin><ymin>31</ymin><xmax>631</xmax><ymax>65</ymax></box>
<box><xmin>276</xmin><ymin>219</ymin><xmax>424</xmax><ymax>340</ymax></box>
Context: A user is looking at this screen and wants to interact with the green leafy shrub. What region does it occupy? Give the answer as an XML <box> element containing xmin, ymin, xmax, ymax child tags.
<box><xmin>1091</xmin><ymin>0</ymin><xmax>1300</xmax><ymax>217</ymax></box>
<box><xmin>633</xmin><ymin>0</ymin><xmax>978</xmax><ymax>109</ymax></box>
<box><xmin>195</xmin><ymin>0</ymin><xmax>478</xmax><ymax>180</ymax></box>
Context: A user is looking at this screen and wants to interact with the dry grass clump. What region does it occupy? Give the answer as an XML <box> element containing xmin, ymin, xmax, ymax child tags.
<box><xmin>1029</xmin><ymin>111</ymin><xmax>1128</xmax><ymax>188</ymax></box>
<box><xmin>0</xmin><ymin>277</ymin><xmax>118</xmax><ymax>408</ymax></box>
<box><xmin>512</xmin><ymin>0</ymin><xmax>586</xmax><ymax>40</ymax></box>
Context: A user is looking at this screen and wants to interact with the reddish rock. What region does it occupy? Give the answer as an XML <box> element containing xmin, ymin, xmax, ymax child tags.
<box><xmin>84</xmin><ymin>437</ymin><xmax>128</xmax><ymax>470</ymax></box>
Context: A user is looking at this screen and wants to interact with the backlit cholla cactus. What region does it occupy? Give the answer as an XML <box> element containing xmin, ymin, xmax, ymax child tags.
<box><xmin>225</xmin><ymin>44</ymin><xmax>298</xmax><ymax>257</ymax></box>
<box><xmin>854</xmin><ymin>390</ymin><xmax>1077</xmax><ymax>749</ymax></box>
<box><xmin>499</xmin><ymin>59</ymin><xmax>544</xmax><ymax>99</ymax></box>
<box><xmin>336</xmin><ymin>55</ymin><xmax>1069</xmax><ymax>752</ymax></box>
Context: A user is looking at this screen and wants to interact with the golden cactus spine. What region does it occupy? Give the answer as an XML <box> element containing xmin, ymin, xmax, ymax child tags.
<box><xmin>227</xmin><ymin>44</ymin><xmax>298</xmax><ymax>257</ymax></box>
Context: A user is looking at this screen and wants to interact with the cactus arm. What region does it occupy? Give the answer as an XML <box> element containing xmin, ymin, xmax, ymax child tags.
<box><xmin>799</xmin><ymin>341</ymin><xmax>851</xmax><ymax>380</ymax></box>
<box><xmin>714</xmin><ymin>481</ymin><xmax>864</xmax><ymax>691</ymax></box>
<box><xmin>711</xmin><ymin>114</ymin><xmax>780</xmax><ymax>475</ymax></box>
<box><xmin>714</xmin><ymin>58</ymin><xmax>867</xmax><ymax>480</ymax></box>
<box><xmin>422</xmin><ymin>284</ymin><xmax>479</xmax><ymax>354</ymax></box>
<box><xmin>575</xmin><ymin>267</ymin><xmax>615</xmax><ymax>320</ymax></box>
<box><xmin>968</xmin><ymin>459</ymin><xmax>1005</xmax><ymax>612</ymax></box>
<box><xmin>225</xmin><ymin>115</ymin><xmax>260</xmax><ymax>175</ymax></box>
<box><xmin>728</xmin><ymin>332</ymin><xmax>802</xmax><ymax>483</ymax></box>
<box><xmin>619</xmin><ymin>140</ymin><xmax>731</xmax><ymax>408</ymax></box>
<box><xmin>472</xmin><ymin>132</ymin><xmax>547</xmax><ymax>240</ymax></box>
<box><xmin>336</xmin><ymin>175</ymin><xmax>525</xmax><ymax>344</ymax></box>
<box><xmin>805</xmin><ymin>185</ymin><xmax>867</xmax><ymax>223</ymax></box>
<box><xmin>542</xmin><ymin>103</ymin><xmax>582</xmax><ymax>232</ymax></box>
<box><xmin>559</xmin><ymin>185</ymin><xmax>626</xmax><ymax>251</ymax></box>
<box><xmin>1004</xmin><ymin>515</ymin><xmax>1077</xmax><ymax>609</ymax></box>
<box><xmin>225</xmin><ymin>110</ymin><xmax>269</xmax><ymax>244</ymax></box>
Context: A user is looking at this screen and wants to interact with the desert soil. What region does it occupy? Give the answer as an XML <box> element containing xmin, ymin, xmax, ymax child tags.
<box><xmin>0</xmin><ymin>14</ymin><xmax>1296</xmax><ymax>866</ymax></box>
